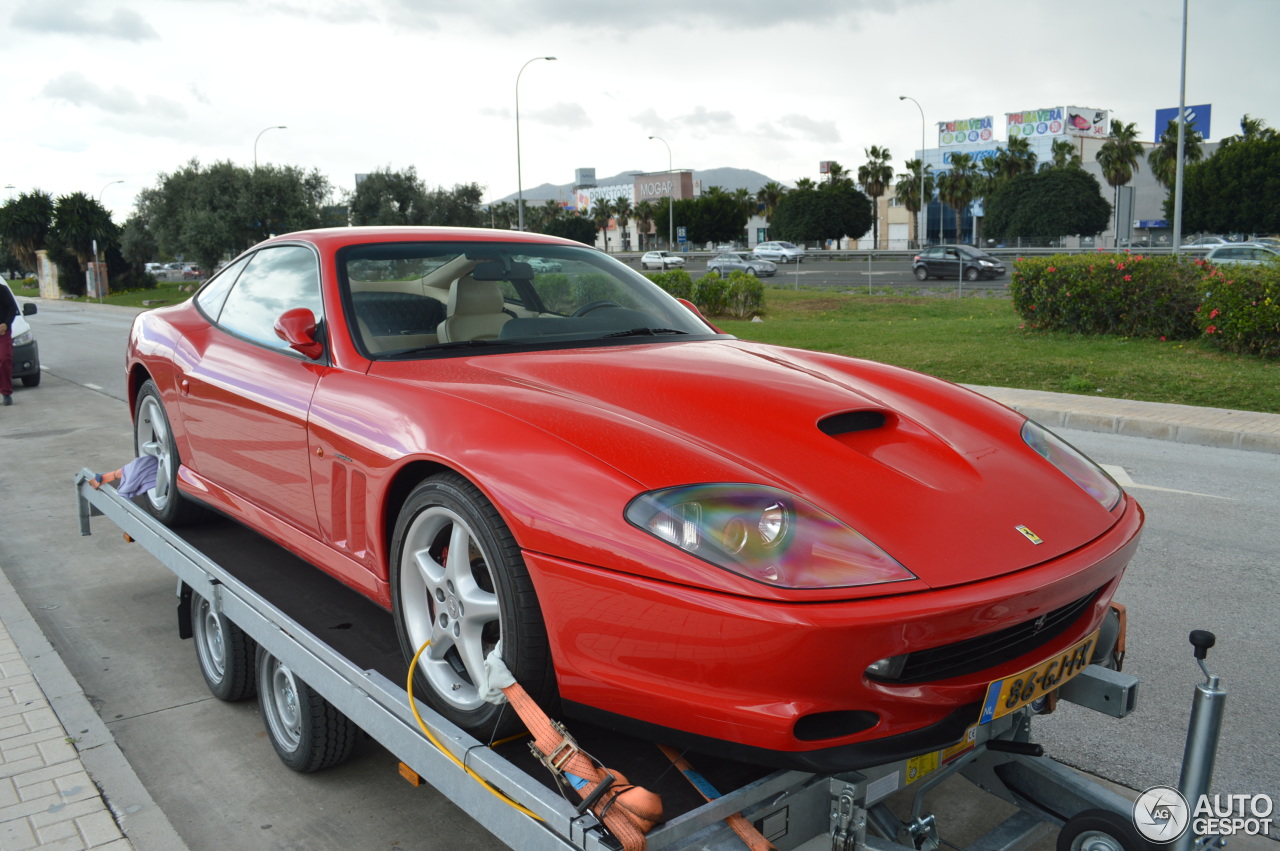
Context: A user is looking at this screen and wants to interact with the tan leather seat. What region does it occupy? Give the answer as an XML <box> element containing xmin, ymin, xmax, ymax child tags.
<box><xmin>437</xmin><ymin>278</ymin><xmax>510</xmax><ymax>343</ymax></box>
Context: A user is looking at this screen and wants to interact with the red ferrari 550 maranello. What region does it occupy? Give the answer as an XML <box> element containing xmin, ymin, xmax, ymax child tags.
<box><xmin>126</xmin><ymin>227</ymin><xmax>1143</xmax><ymax>771</ymax></box>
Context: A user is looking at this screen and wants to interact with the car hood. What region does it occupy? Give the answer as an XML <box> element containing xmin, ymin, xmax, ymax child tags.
<box><xmin>373</xmin><ymin>340</ymin><xmax>1121</xmax><ymax>589</ymax></box>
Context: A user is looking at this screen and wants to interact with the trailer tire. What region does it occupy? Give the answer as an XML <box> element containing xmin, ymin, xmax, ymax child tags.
<box><xmin>192</xmin><ymin>591</ymin><xmax>257</xmax><ymax>701</ymax></box>
<box><xmin>391</xmin><ymin>473</ymin><xmax>557</xmax><ymax>741</ymax></box>
<box><xmin>257</xmin><ymin>646</ymin><xmax>358</xmax><ymax>773</ymax></box>
<box><xmin>134</xmin><ymin>379</ymin><xmax>207</xmax><ymax>526</ymax></box>
<box><xmin>1057</xmin><ymin>808</ymin><xmax>1155</xmax><ymax>851</ymax></box>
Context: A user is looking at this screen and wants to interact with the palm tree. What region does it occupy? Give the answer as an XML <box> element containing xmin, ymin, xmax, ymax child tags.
<box><xmin>1039</xmin><ymin>138</ymin><xmax>1083</xmax><ymax>172</ymax></box>
<box><xmin>0</xmin><ymin>190</ymin><xmax>55</xmax><ymax>272</ymax></box>
<box><xmin>613</xmin><ymin>196</ymin><xmax>633</xmax><ymax>251</ymax></box>
<box><xmin>995</xmin><ymin>135</ymin><xmax>1037</xmax><ymax>180</ymax></box>
<box><xmin>794</xmin><ymin>177</ymin><xmax>818</xmax><ymax>191</ymax></box>
<box><xmin>1095</xmin><ymin>120</ymin><xmax>1145</xmax><ymax>246</ymax></box>
<box><xmin>894</xmin><ymin>160</ymin><xmax>934</xmax><ymax>247</ymax></box>
<box><xmin>756</xmin><ymin>181</ymin><xmax>787</xmax><ymax>224</ymax></box>
<box><xmin>1148</xmin><ymin>120</ymin><xmax>1204</xmax><ymax>190</ymax></box>
<box><xmin>1220</xmin><ymin>113</ymin><xmax>1277</xmax><ymax>147</ymax></box>
<box><xmin>936</xmin><ymin>153</ymin><xmax>978</xmax><ymax>244</ymax></box>
<box><xmin>592</xmin><ymin>197</ymin><xmax>616</xmax><ymax>253</ymax></box>
<box><xmin>824</xmin><ymin>162</ymin><xmax>854</xmax><ymax>187</ymax></box>
<box><xmin>51</xmin><ymin>192</ymin><xmax>114</xmax><ymax>270</ymax></box>
<box><xmin>634</xmin><ymin>200</ymin><xmax>656</xmax><ymax>250</ymax></box>
<box><xmin>856</xmin><ymin>146</ymin><xmax>894</xmax><ymax>248</ymax></box>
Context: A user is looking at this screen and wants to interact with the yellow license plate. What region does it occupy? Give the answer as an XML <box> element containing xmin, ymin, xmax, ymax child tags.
<box><xmin>978</xmin><ymin>630</ymin><xmax>1099</xmax><ymax>724</ymax></box>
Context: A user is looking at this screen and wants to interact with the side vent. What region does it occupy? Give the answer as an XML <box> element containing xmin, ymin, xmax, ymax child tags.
<box><xmin>818</xmin><ymin>410</ymin><xmax>887</xmax><ymax>436</ymax></box>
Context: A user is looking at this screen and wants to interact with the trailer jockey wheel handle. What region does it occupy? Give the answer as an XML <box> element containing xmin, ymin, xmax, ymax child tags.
<box><xmin>1189</xmin><ymin>630</ymin><xmax>1215</xmax><ymax>660</ymax></box>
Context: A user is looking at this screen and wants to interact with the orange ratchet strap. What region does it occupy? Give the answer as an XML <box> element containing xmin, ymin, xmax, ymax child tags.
<box><xmin>658</xmin><ymin>745</ymin><xmax>778</xmax><ymax>851</ymax></box>
<box><xmin>501</xmin><ymin>683</ymin><xmax>662</xmax><ymax>851</ymax></box>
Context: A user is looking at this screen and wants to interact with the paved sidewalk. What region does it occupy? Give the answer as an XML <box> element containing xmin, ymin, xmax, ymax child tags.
<box><xmin>1</xmin><ymin>385</ymin><xmax>1278</xmax><ymax>849</ymax></box>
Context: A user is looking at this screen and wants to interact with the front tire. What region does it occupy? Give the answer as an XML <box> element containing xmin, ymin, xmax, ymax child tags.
<box><xmin>134</xmin><ymin>379</ymin><xmax>206</xmax><ymax>525</ymax></box>
<box><xmin>192</xmin><ymin>591</ymin><xmax>257</xmax><ymax>701</ymax></box>
<box><xmin>914</xmin><ymin>266</ymin><xmax>929</xmax><ymax>281</ymax></box>
<box><xmin>22</xmin><ymin>372</ymin><xmax>40</xmax><ymax>387</ymax></box>
<box><xmin>965</xmin><ymin>266</ymin><xmax>980</xmax><ymax>282</ymax></box>
<box><xmin>391</xmin><ymin>473</ymin><xmax>556</xmax><ymax>740</ymax></box>
<box><xmin>257</xmin><ymin>646</ymin><xmax>358</xmax><ymax>773</ymax></box>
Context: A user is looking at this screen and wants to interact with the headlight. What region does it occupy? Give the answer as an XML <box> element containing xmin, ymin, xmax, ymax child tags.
<box><xmin>12</xmin><ymin>330</ymin><xmax>32</xmax><ymax>346</ymax></box>
<box><xmin>979</xmin><ymin>260</ymin><xmax>995</xmax><ymax>267</ymax></box>
<box><xmin>625</xmin><ymin>484</ymin><xmax>916</xmax><ymax>589</ymax></box>
<box><xmin>1021</xmin><ymin>421</ymin><xmax>1122</xmax><ymax>510</ymax></box>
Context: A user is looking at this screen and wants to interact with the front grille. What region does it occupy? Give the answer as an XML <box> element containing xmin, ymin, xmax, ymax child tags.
<box><xmin>879</xmin><ymin>587</ymin><xmax>1101</xmax><ymax>684</ymax></box>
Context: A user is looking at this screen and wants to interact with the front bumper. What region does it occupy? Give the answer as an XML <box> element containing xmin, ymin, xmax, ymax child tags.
<box><xmin>528</xmin><ymin>497</ymin><xmax>1143</xmax><ymax>770</ymax></box>
<box><xmin>11</xmin><ymin>340</ymin><xmax>39</xmax><ymax>378</ymax></box>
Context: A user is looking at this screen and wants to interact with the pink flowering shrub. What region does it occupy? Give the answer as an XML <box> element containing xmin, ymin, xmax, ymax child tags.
<box><xmin>1195</xmin><ymin>262</ymin><xmax>1280</xmax><ymax>359</ymax></box>
<box><xmin>1009</xmin><ymin>253</ymin><xmax>1201</xmax><ymax>338</ymax></box>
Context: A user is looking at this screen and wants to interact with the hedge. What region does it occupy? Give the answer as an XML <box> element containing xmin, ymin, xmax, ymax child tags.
<box><xmin>646</xmin><ymin>268</ymin><xmax>764</xmax><ymax>319</ymax></box>
<box><xmin>1196</xmin><ymin>259</ymin><xmax>1280</xmax><ymax>359</ymax></box>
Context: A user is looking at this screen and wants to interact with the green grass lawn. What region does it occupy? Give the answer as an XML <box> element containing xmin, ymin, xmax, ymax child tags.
<box><xmin>719</xmin><ymin>288</ymin><xmax>1280</xmax><ymax>415</ymax></box>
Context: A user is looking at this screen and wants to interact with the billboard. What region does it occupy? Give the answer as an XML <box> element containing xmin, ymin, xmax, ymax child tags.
<box><xmin>1006</xmin><ymin>107</ymin><xmax>1065</xmax><ymax>138</ymax></box>
<box><xmin>938</xmin><ymin>116</ymin><xmax>994</xmax><ymax>147</ymax></box>
<box><xmin>1063</xmin><ymin>107</ymin><xmax>1109</xmax><ymax>138</ymax></box>
<box><xmin>1154</xmin><ymin>104</ymin><xmax>1212</xmax><ymax>140</ymax></box>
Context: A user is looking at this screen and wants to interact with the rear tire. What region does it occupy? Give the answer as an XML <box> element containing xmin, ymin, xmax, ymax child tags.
<box><xmin>192</xmin><ymin>591</ymin><xmax>257</xmax><ymax>701</ymax></box>
<box><xmin>391</xmin><ymin>473</ymin><xmax>556</xmax><ymax>741</ymax></box>
<box><xmin>257</xmin><ymin>646</ymin><xmax>358</xmax><ymax>773</ymax></box>
<box><xmin>134</xmin><ymin>379</ymin><xmax>207</xmax><ymax>526</ymax></box>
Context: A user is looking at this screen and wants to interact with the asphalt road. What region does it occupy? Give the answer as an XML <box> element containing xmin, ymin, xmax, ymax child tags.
<box><xmin>646</xmin><ymin>256</ymin><xmax>1013</xmax><ymax>291</ymax></box>
<box><xmin>2</xmin><ymin>299</ymin><xmax>1275</xmax><ymax>849</ymax></box>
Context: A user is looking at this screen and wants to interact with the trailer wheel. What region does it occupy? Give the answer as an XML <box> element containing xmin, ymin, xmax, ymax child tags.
<box><xmin>134</xmin><ymin>379</ymin><xmax>206</xmax><ymax>526</ymax></box>
<box><xmin>192</xmin><ymin>591</ymin><xmax>257</xmax><ymax>701</ymax></box>
<box><xmin>1058</xmin><ymin>808</ymin><xmax>1154</xmax><ymax>851</ymax></box>
<box><xmin>256</xmin><ymin>646</ymin><xmax>358</xmax><ymax>773</ymax></box>
<box><xmin>391</xmin><ymin>473</ymin><xmax>556</xmax><ymax>740</ymax></box>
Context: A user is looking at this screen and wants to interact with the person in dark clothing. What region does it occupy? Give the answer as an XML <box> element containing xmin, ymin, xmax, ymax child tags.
<box><xmin>0</xmin><ymin>282</ymin><xmax>19</xmax><ymax>405</ymax></box>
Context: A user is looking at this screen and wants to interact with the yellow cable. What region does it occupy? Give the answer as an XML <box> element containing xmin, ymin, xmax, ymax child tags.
<box><xmin>406</xmin><ymin>639</ymin><xmax>544</xmax><ymax>821</ymax></box>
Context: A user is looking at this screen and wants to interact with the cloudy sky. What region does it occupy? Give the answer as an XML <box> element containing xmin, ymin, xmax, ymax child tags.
<box><xmin>4</xmin><ymin>0</ymin><xmax>1278</xmax><ymax>222</ymax></box>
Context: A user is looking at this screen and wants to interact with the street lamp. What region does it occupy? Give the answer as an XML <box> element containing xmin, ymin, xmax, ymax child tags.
<box><xmin>516</xmin><ymin>56</ymin><xmax>556</xmax><ymax>231</ymax></box>
<box><xmin>899</xmin><ymin>96</ymin><xmax>927</xmax><ymax>248</ymax></box>
<box><xmin>649</xmin><ymin>135</ymin><xmax>673</xmax><ymax>250</ymax></box>
<box><xmin>254</xmin><ymin>125</ymin><xmax>287</xmax><ymax>169</ymax></box>
<box><xmin>1171</xmin><ymin>0</ymin><xmax>1189</xmax><ymax>256</ymax></box>
<box><xmin>3</xmin><ymin>184</ymin><xmax>14</xmax><ymax>201</ymax></box>
<box><xmin>98</xmin><ymin>179</ymin><xmax>124</xmax><ymax>204</ymax></box>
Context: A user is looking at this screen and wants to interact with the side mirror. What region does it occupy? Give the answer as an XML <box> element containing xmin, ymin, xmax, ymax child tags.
<box><xmin>273</xmin><ymin>308</ymin><xmax>324</xmax><ymax>360</ymax></box>
<box><xmin>676</xmin><ymin>297</ymin><xmax>722</xmax><ymax>333</ymax></box>
<box><xmin>22</xmin><ymin>303</ymin><xmax>36</xmax><ymax>317</ymax></box>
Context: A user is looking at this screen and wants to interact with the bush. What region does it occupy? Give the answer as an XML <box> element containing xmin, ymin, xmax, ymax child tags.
<box><xmin>645</xmin><ymin>269</ymin><xmax>764</xmax><ymax>318</ymax></box>
<box><xmin>1196</xmin><ymin>259</ymin><xmax>1280</xmax><ymax>359</ymax></box>
<box><xmin>1009</xmin><ymin>253</ymin><xmax>1202</xmax><ymax>339</ymax></box>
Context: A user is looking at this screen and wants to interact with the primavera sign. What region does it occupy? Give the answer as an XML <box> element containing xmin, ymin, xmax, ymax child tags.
<box><xmin>938</xmin><ymin>116</ymin><xmax>994</xmax><ymax>147</ymax></box>
<box><xmin>1006</xmin><ymin>107</ymin><xmax>1109</xmax><ymax>139</ymax></box>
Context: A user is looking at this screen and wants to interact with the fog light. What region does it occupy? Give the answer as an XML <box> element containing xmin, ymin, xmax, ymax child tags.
<box><xmin>865</xmin><ymin>655</ymin><xmax>907</xmax><ymax>680</ymax></box>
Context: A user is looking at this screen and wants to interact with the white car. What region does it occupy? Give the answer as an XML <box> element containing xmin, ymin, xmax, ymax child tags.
<box><xmin>527</xmin><ymin>257</ymin><xmax>563</xmax><ymax>273</ymax></box>
<box><xmin>1204</xmin><ymin>243</ymin><xmax>1280</xmax><ymax>266</ymax></box>
<box><xmin>640</xmin><ymin>251</ymin><xmax>685</xmax><ymax>270</ymax></box>
<box><xmin>2</xmin><ymin>280</ymin><xmax>40</xmax><ymax>388</ymax></box>
<box><xmin>753</xmin><ymin>241</ymin><xmax>806</xmax><ymax>263</ymax></box>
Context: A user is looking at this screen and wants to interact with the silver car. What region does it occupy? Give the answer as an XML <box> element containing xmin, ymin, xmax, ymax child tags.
<box><xmin>707</xmin><ymin>252</ymin><xmax>777</xmax><ymax>277</ymax></box>
<box><xmin>752</xmin><ymin>241</ymin><xmax>806</xmax><ymax>263</ymax></box>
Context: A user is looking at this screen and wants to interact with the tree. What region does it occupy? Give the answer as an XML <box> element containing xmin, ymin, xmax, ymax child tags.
<box><xmin>543</xmin><ymin>211</ymin><xmax>598</xmax><ymax>245</ymax></box>
<box><xmin>1040</xmin><ymin>138</ymin><xmax>1083</xmax><ymax>171</ymax></box>
<box><xmin>1170</xmin><ymin>135</ymin><xmax>1280</xmax><ymax>234</ymax></box>
<box><xmin>633</xmin><ymin>200</ymin><xmax>656</xmax><ymax>250</ymax></box>
<box><xmin>1095</xmin><ymin>120</ymin><xmax>1145</xmax><ymax>246</ymax></box>
<box><xmin>419</xmin><ymin>183</ymin><xmax>485</xmax><ymax>227</ymax></box>
<box><xmin>592</xmin><ymin>197</ymin><xmax>616</xmax><ymax>252</ymax></box>
<box><xmin>1148</xmin><ymin>120</ymin><xmax>1204</xmax><ymax>190</ymax></box>
<box><xmin>755</xmin><ymin>181</ymin><xmax>787</xmax><ymax>223</ymax></box>
<box><xmin>768</xmin><ymin>181</ymin><xmax>872</xmax><ymax>247</ymax></box>
<box><xmin>0</xmin><ymin>191</ymin><xmax>55</xmax><ymax>272</ymax></box>
<box><xmin>653</xmin><ymin>194</ymin><xmax>748</xmax><ymax>247</ymax></box>
<box><xmin>936</xmin><ymin>153</ymin><xmax>979</xmax><ymax>243</ymax></box>
<box><xmin>51</xmin><ymin>192</ymin><xmax>115</xmax><ymax>270</ymax></box>
<box><xmin>984</xmin><ymin>168</ymin><xmax>1112</xmax><ymax>243</ymax></box>
<box><xmin>857</xmin><ymin>146</ymin><xmax>894</xmax><ymax>248</ymax></box>
<box><xmin>1220</xmin><ymin>113</ymin><xmax>1277</xmax><ymax>147</ymax></box>
<box><xmin>894</xmin><ymin>160</ymin><xmax>934</xmax><ymax>247</ymax></box>
<box><xmin>994</xmin><ymin>135</ymin><xmax>1037</xmax><ymax>180</ymax></box>
<box><xmin>348</xmin><ymin>166</ymin><xmax>430</xmax><ymax>226</ymax></box>
<box><xmin>613</xmin><ymin>196</ymin><xmax>633</xmax><ymax>250</ymax></box>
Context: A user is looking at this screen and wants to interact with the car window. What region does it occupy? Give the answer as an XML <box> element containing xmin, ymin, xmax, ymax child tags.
<box><xmin>195</xmin><ymin>253</ymin><xmax>253</xmax><ymax>321</ymax></box>
<box><xmin>216</xmin><ymin>245</ymin><xmax>323</xmax><ymax>352</ymax></box>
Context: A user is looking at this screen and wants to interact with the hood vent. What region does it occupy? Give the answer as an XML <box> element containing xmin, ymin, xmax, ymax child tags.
<box><xmin>819</xmin><ymin>410</ymin><xmax>887</xmax><ymax>436</ymax></box>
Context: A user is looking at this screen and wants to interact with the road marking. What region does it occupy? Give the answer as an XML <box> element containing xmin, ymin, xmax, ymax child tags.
<box><xmin>1101</xmin><ymin>464</ymin><xmax>1234</xmax><ymax>500</ymax></box>
<box><xmin>85</xmin><ymin>383</ymin><xmax>103</xmax><ymax>391</ymax></box>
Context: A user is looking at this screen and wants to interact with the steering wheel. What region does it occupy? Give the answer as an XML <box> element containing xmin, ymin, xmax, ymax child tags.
<box><xmin>572</xmin><ymin>300</ymin><xmax>622</xmax><ymax>317</ymax></box>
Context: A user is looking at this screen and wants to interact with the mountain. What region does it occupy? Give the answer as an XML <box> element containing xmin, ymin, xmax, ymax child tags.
<box><xmin>495</xmin><ymin>167</ymin><xmax>784</xmax><ymax>204</ymax></box>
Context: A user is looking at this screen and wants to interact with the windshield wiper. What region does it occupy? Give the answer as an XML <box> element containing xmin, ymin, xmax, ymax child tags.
<box><xmin>603</xmin><ymin>327</ymin><xmax>691</xmax><ymax>339</ymax></box>
<box><xmin>383</xmin><ymin>339</ymin><xmax>511</xmax><ymax>357</ymax></box>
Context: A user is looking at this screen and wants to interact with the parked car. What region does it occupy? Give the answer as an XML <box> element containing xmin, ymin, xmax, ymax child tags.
<box><xmin>1181</xmin><ymin>236</ymin><xmax>1230</xmax><ymax>250</ymax></box>
<box><xmin>640</xmin><ymin>250</ymin><xmax>685</xmax><ymax>270</ymax></box>
<box><xmin>182</xmin><ymin>265</ymin><xmax>204</xmax><ymax>280</ymax></box>
<box><xmin>1204</xmin><ymin>243</ymin><xmax>1280</xmax><ymax>266</ymax></box>
<box><xmin>125</xmin><ymin>226</ymin><xmax>1142</xmax><ymax>772</ymax></box>
<box><xmin>912</xmin><ymin>245</ymin><xmax>1006</xmax><ymax>281</ymax></box>
<box><xmin>707</xmin><ymin>252</ymin><xmax>777</xmax><ymax>277</ymax></box>
<box><xmin>2</xmin><ymin>280</ymin><xmax>40</xmax><ymax>387</ymax></box>
<box><xmin>527</xmin><ymin>257</ymin><xmax>563</xmax><ymax>274</ymax></box>
<box><xmin>752</xmin><ymin>241</ymin><xmax>806</xmax><ymax>263</ymax></box>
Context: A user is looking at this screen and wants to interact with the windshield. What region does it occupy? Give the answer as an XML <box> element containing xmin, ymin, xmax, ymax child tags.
<box><xmin>338</xmin><ymin>240</ymin><xmax>723</xmax><ymax>358</ymax></box>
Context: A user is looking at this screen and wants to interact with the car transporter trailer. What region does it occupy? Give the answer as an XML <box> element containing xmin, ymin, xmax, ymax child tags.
<box><xmin>75</xmin><ymin>469</ymin><xmax>1222</xmax><ymax>851</ymax></box>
